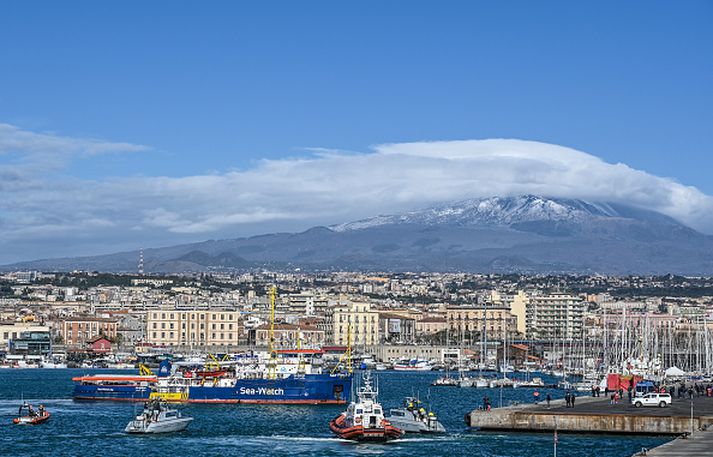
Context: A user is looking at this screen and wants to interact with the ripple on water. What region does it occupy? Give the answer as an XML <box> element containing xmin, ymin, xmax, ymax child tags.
<box><xmin>0</xmin><ymin>369</ymin><xmax>670</xmax><ymax>457</ymax></box>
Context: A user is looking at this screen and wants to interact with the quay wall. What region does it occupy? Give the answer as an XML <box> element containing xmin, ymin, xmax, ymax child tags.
<box><xmin>466</xmin><ymin>398</ymin><xmax>713</xmax><ymax>435</ymax></box>
<box><xmin>468</xmin><ymin>410</ymin><xmax>713</xmax><ymax>435</ymax></box>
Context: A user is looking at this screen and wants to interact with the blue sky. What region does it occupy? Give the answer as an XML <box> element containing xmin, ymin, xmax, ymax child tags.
<box><xmin>0</xmin><ymin>1</ymin><xmax>712</xmax><ymax>263</ymax></box>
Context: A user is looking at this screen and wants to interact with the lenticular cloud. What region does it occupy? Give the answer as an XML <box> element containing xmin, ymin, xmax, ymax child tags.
<box><xmin>2</xmin><ymin>128</ymin><xmax>713</xmax><ymax>263</ymax></box>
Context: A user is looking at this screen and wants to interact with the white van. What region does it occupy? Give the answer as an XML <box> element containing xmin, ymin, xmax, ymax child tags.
<box><xmin>632</xmin><ymin>392</ymin><xmax>672</xmax><ymax>408</ymax></box>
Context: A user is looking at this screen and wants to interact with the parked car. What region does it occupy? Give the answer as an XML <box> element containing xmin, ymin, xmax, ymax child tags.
<box><xmin>632</xmin><ymin>393</ymin><xmax>672</xmax><ymax>408</ymax></box>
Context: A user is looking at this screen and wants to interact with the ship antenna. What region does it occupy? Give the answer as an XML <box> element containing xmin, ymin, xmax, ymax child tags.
<box><xmin>268</xmin><ymin>286</ymin><xmax>277</xmax><ymax>380</ymax></box>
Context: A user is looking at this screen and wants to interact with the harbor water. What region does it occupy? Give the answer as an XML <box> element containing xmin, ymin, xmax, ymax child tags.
<box><xmin>0</xmin><ymin>369</ymin><xmax>669</xmax><ymax>456</ymax></box>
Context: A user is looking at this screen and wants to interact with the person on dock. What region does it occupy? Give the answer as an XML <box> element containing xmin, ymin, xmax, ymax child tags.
<box><xmin>483</xmin><ymin>396</ymin><xmax>491</xmax><ymax>412</ymax></box>
<box><xmin>591</xmin><ymin>386</ymin><xmax>596</xmax><ymax>397</ymax></box>
<box><xmin>627</xmin><ymin>388</ymin><xmax>632</xmax><ymax>404</ymax></box>
<box><xmin>546</xmin><ymin>393</ymin><xmax>551</xmax><ymax>408</ymax></box>
<box><xmin>570</xmin><ymin>395</ymin><xmax>576</xmax><ymax>408</ymax></box>
<box><xmin>565</xmin><ymin>392</ymin><xmax>571</xmax><ymax>408</ymax></box>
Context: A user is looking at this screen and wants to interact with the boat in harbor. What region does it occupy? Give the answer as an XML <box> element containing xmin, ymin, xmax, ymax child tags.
<box><xmin>73</xmin><ymin>288</ymin><xmax>353</xmax><ymax>405</ymax></box>
<box><xmin>13</xmin><ymin>402</ymin><xmax>50</xmax><ymax>425</ymax></box>
<box><xmin>432</xmin><ymin>375</ymin><xmax>458</xmax><ymax>386</ymax></box>
<box><xmin>125</xmin><ymin>401</ymin><xmax>192</xmax><ymax>434</ymax></box>
<box><xmin>513</xmin><ymin>377</ymin><xmax>545</xmax><ymax>388</ymax></box>
<box><xmin>392</xmin><ymin>358</ymin><xmax>433</xmax><ymax>371</ymax></box>
<box><xmin>72</xmin><ymin>367</ymin><xmax>157</xmax><ymax>401</ymax></box>
<box><xmin>386</xmin><ymin>397</ymin><xmax>446</xmax><ymax>434</ymax></box>
<box><xmin>73</xmin><ymin>351</ymin><xmax>352</xmax><ymax>404</ymax></box>
<box><xmin>329</xmin><ymin>371</ymin><xmax>403</xmax><ymax>442</ymax></box>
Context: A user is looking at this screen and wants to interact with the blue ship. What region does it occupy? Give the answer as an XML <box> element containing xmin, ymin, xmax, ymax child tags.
<box><xmin>73</xmin><ymin>352</ymin><xmax>352</xmax><ymax>404</ymax></box>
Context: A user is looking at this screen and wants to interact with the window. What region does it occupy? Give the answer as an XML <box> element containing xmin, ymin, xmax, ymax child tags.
<box><xmin>228</xmin><ymin>324</ymin><xmax>233</xmax><ymax>330</ymax></box>
<box><xmin>161</xmin><ymin>332</ymin><xmax>165</xmax><ymax>338</ymax></box>
<box><xmin>152</xmin><ymin>323</ymin><xmax>157</xmax><ymax>329</ymax></box>
<box><xmin>153</xmin><ymin>332</ymin><xmax>157</xmax><ymax>338</ymax></box>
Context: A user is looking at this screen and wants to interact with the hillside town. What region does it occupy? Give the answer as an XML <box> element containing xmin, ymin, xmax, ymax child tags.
<box><xmin>2</xmin><ymin>270</ymin><xmax>712</xmax><ymax>376</ymax></box>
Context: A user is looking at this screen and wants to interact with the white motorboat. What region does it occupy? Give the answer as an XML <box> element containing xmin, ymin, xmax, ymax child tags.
<box><xmin>392</xmin><ymin>358</ymin><xmax>433</xmax><ymax>371</ymax></box>
<box><xmin>431</xmin><ymin>375</ymin><xmax>458</xmax><ymax>386</ymax></box>
<box><xmin>386</xmin><ymin>397</ymin><xmax>446</xmax><ymax>434</ymax></box>
<box><xmin>513</xmin><ymin>377</ymin><xmax>545</xmax><ymax>388</ymax></box>
<box><xmin>125</xmin><ymin>402</ymin><xmax>192</xmax><ymax>434</ymax></box>
<box><xmin>473</xmin><ymin>377</ymin><xmax>490</xmax><ymax>388</ymax></box>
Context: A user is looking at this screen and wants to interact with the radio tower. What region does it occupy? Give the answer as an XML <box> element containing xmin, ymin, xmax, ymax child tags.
<box><xmin>138</xmin><ymin>248</ymin><xmax>144</xmax><ymax>276</ymax></box>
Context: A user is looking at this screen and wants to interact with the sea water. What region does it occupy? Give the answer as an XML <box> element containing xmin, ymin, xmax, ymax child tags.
<box><xmin>0</xmin><ymin>369</ymin><xmax>669</xmax><ymax>456</ymax></box>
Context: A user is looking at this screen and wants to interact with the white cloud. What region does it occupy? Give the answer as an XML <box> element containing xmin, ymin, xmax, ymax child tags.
<box><xmin>0</xmin><ymin>123</ymin><xmax>149</xmax><ymax>157</ymax></box>
<box><xmin>1</xmin><ymin>127</ymin><xmax>712</xmax><ymax>263</ymax></box>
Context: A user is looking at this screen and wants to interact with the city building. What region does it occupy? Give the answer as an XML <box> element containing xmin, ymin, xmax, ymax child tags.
<box><xmin>146</xmin><ymin>308</ymin><xmax>243</xmax><ymax>347</ymax></box>
<box><xmin>526</xmin><ymin>293</ymin><xmax>586</xmax><ymax>340</ymax></box>
<box><xmin>490</xmin><ymin>290</ymin><xmax>528</xmax><ymax>336</ymax></box>
<box><xmin>0</xmin><ymin>322</ymin><xmax>50</xmax><ymax>348</ymax></box>
<box><xmin>378</xmin><ymin>312</ymin><xmax>416</xmax><ymax>343</ymax></box>
<box><xmin>446</xmin><ymin>304</ymin><xmax>518</xmax><ymax>342</ymax></box>
<box><xmin>248</xmin><ymin>323</ymin><xmax>325</xmax><ymax>347</ymax></box>
<box><xmin>8</xmin><ymin>330</ymin><xmax>51</xmax><ymax>356</ymax></box>
<box><xmin>415</xmin><ymin>316</ymin><xmax>448</xmax><ymax>338</ymax></box>
<box><xmin>325</xmin><ymin>300</ymin><xmax>380</xmax><ymax>346</ymax></box>
<box><xmin>62</xmin><ymin>316</ymin><xmax>119</xmax><ymax>345</ymax></box>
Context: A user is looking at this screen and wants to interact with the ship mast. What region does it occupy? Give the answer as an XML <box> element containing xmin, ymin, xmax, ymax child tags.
<box><xmin>268</xmin><ymin>286</ymin><xmax>277</xmax><ymax>379</ymax></box>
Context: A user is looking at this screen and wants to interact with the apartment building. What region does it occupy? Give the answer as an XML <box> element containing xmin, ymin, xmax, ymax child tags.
<box><xmin>62</xmin><ymin>316</ymin><xmax>119</xmax><ymax>345</ymax></box>
<box><xmin>446</xmin><ymin>304</ymin><xmax>518</xmax><ymax>341</ymax></box>
<box><xmin>490</xmin><ymin>290</ymin><xmax>529</xmax><ymax>336</ymax></box>
<box><xmin>324</xmin><ymin>300</ymin><xmax>379</xmax><ymax>346</ymax></box>
<box><xmin>526</xmin><ymin>293</ymin><xmax>585</xmax><ymax>340</ymax></box>
<box><xmin>146</xmin><ymin>308</ymin><xmax>243</xmax><ymax>346</ymax></box>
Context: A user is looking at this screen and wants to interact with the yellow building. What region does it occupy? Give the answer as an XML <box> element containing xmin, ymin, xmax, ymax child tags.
<box><xmin>146</xmin><ymin>309</ymin><xmax>242</xmax><ymax>346</ymax></box>
<box><xmin>325</xmin><ymin>300</ymin><xmax>380</xmax><ymax>346</ymax></box>
<box><xmin>490</xmin><ymin>290</ymin><xmax>528</xmax><ymax>336</ymax></box>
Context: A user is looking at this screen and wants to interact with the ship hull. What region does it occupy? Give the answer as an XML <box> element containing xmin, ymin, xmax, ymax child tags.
<box><xmin>74</xmin><ymin>374</ymin><xmax>351</xmax><ymax>404</ymax></box>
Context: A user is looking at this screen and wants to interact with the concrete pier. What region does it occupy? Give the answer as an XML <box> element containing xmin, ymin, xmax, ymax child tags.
<box><xmin>465</xmin><ymin>395</ymin><xmax>713</xmax><ymax>435</ymax></box>
<box><xmin>642</xmin><ymin>429</ymin><xmax>713</xmax><ymax>456</ymax></box>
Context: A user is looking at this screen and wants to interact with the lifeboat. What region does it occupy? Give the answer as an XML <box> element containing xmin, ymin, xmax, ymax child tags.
<box><xmin>328</xmin><ymin>371</ymin><xmax>403</xmax><ymax>442</ymax></box>
<box><xmin>13</xmin><ymin>403</ymin><xmax>50</xmax><ymax>425</ymax></box>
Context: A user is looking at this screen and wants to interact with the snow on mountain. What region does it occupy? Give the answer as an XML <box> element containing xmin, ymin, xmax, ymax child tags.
<box><xmin>330</xmin><ymin>195</ymin><xmax>632</xmax><ymax>232</ymax></box>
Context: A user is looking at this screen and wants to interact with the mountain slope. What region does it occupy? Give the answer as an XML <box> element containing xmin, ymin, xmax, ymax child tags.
<box><xmin>4</xmin><ymin>195</ymin><xmax>713</xmax><ymax>274</ymax></box>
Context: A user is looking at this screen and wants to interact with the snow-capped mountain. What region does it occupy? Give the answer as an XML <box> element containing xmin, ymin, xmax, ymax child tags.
<box><xmin>331</xmin><ymin>195</ymin><xmax>671</xmax><ymax>232</ymax></box>
<box><xmin>4</xmin><ymin>195</ymin><xmax>712</xmax><ymax>274</ymax></box>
